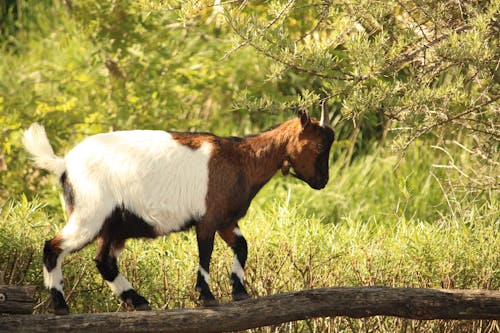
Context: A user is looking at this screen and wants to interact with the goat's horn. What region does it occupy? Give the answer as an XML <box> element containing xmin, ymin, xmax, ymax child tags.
<box><xmin>320</xmin><ymin>100</ymin><xmax>331</xmax><ymax>128</ymax></box>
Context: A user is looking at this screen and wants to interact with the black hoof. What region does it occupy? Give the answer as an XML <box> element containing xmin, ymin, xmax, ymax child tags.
<box><xmin>53</xmin><ymin>305</ymin><xmax>70</xmax><ymax>315</ymax></box>
<box><xmin>50</xmin><ymin>288</ymin><xmax>69</xmax><ymax>315</ymax></box>
<box><xmin>201</xmin><ymin>298</ymin><xmax>219</xmax><ymax>307</ymax></box>
<box><xmin>233</xmin><ymin>292</ymin><xmax>250</xmax><ymax>302</ymax></box>
<box><xmin>121</xmin><ymin>289</ymin><xmax>151</xmax><ymax>311</ymax></box>
<box><xmin>198</xmin><ymin>292</ymin><xmax>218</xmax><ymax>307</ymax></box>
<box><xmin>135</xmin><ymin>303</ymin><xmax>152</xmax><ymax>311</ymax></box>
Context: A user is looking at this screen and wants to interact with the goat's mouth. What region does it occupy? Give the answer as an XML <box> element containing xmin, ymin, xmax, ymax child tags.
<box><xmin>281</xmin><ymin>159</ymin><xmax>328</xmax><ymax>190</ymax></box>
<box><xmin>289</xmin><ymin>170</ymin><xmax>327</xmax><ymax>190</ymax></box>
<box><xmin>308</xmin><ymin>179</ymin><xmax>327</xmax><ymax>190</ymax></box>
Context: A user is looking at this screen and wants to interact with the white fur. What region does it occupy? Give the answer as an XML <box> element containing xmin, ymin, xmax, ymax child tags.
<box><xmin>232</xmin><ymin>227</ymin><xmax>245</xmax><ymax>284</ymax></box>
<box><xmin>233</xmin><ymin>227</ymin><xmax>243</xmax><ymax>237</ymax></box>
<box><xmin>23</xmin><ymin>125</ymin><xmax>213</xmax><ymax>296</ymax></box>
<box><xmin>232</xmin><ymin>256</ymin><xmax>245</xmax><ymax>284</ymax></box>
<box><xmin>22</xmin><ymin>123</ymin><xmax>66</xmax><ymax>177</ymax></box>
<box><xmin>107</xmin><ymin>274</ymin><xmax>133</xmax><ymax>297</ymax></box>
<box><xmin>24</xmin><ymin>127</ymin><xmax>213</xmax><ymax>241</ymax></box>
<box><xmin>199</xmin><ymin>266</ymin><xmax>210</xmax><ymax>284</ymax></box>
<box><xmin>43</xmin><ymin>256</ymin><xmax>64</xmax><ymax>292</ymax></box>
<box><xmin>65</xmin><ymin>130</ymin><xmax>212</xmax><ymax>236</ymax></box>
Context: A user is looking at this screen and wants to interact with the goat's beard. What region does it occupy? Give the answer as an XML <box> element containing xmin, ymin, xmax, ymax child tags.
<box><xmin>281</xmin><ymin>159</ymin><xmax>291</xmax><ymax>176</ymax></box>
<box><xmin>281</xmin><ymin>159</ymin><xmax>302</xmax><ymax>181</ymax></box>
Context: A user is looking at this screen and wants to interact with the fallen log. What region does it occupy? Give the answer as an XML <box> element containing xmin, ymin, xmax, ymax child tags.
<box><xmin>0</xmin><ymin>272</ymin><xmax>36</xmax><ymax>315</ymax></box>
<box><xmin>0</xmin><ymin>285</ymin><xmax>36</xmax><ymax>315</ymax></box>
<box><xmin>0</xmin><ymin>286</ymin><xmax>498</xmax><ymax>333</ymax></box>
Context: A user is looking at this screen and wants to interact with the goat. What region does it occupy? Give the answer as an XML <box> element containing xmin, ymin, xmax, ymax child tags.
<box><xmin>22</xmin><ymin>107</ymin><xmax>334</xmax><ymax>315</ymax></box>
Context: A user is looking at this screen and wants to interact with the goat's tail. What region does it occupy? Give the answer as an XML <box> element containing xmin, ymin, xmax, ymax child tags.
<box><xmin>22</xmin><ymin>123</ymin><xmax>66</xmax><ymax>177</ymax></box>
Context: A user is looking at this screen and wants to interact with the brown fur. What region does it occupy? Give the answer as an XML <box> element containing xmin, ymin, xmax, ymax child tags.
<box><xmin>187</xmin><ymin>116</ymin><xmax>334</xmax><ymax>237</ymax></box>
<box><xmin>50</xmin><ymin>234</ymin><xmax>63</xmax><ymax>253</ymax></box>
<box><xmin>170</xmin><ymin>132</ymin><xmax>216</xmax><ymax>150</ymax></box>
<box><xmin>170</xmin><ymin>114</ymin><xmax>333</xmax><ymax>306</ymax></box>
<box><xmin>218</xmin><ymin>226</ymin><xmax>238</xmax><ymax>248</ymax></box>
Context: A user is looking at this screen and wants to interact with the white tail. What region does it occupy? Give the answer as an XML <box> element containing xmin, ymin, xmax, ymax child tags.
<box><xmin>22</xmin><ymin>123</ymin><xmax>66</xmax><ymax>177</ymax></box>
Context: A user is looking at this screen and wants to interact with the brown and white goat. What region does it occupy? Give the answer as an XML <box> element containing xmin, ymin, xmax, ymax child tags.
<box><xmin>22</xmin><ymin>108</ymin><xmax>334</xmax><ymax>314</ymax></box>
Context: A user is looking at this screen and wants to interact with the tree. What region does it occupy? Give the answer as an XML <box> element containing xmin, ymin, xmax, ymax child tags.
<box><xmin>219</xmin><ymin>0</ymin><xmax>498</xmax><ymax>190</ymax></box>
<box><xmin>1</xmin><ymin>0</ymin><xmax>497</xmax><ymax>199</ymax></box>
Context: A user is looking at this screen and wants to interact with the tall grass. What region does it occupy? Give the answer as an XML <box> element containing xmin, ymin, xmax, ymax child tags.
<box><xmin>1</xmin><ymin>144</ymin><xmax>498</xmax><ymax>332</ymax></box>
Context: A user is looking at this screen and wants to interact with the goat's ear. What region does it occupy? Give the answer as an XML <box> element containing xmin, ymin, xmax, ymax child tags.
<box><xmin>299</xmin><ymin>109</ymin><xmax>310</xmax><ymax>129</ymax></box>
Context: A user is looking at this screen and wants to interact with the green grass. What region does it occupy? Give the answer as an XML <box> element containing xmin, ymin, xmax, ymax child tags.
<box><xmin>1</xmin><ymin>144</ymin><xmax>498</xmax><ymax>332</ymax></box>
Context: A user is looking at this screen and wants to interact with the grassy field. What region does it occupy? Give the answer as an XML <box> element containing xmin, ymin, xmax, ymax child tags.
<box><xmin>1</xmin><ymin>143</ymin><xmax>498</xmax><ymax>332</ymax></box>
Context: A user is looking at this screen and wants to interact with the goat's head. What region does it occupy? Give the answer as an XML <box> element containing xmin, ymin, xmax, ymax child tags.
<box><xmin>282</xmin><ymin>102</ymin><xmax>335</xmax><ymax>190</ymax></box>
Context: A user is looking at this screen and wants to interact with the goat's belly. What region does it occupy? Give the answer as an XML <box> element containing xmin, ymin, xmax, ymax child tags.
<box><xmin>143</xmin><ymin>208</ymin><xmax>199</xmax><ymax>234</ymax></box>
<box><xmin>120</xmin><ymin>175</ymin><xmax>209</xmax><ymax>234</ymax></box>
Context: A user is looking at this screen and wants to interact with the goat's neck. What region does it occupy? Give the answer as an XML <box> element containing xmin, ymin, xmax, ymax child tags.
<box><xmin>239</xmin><ymin>120</ymin><xmax>297</xmax><ymax>189</ymax></box>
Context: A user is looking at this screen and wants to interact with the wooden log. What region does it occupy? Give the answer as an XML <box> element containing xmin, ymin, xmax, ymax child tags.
<box><xmin>0</xmin><ymin>287</ymin><xmax>499</xmax><ymax>333</ymax></box>
<box><xmin>0</xmin><ymin>285</ymin><xmax>36</xmax><ymax>315</ymax></box>
<box><xmin>0</xmin><ymin>271</ymin><xmax>36</xmax><ymax>315</ymax></box>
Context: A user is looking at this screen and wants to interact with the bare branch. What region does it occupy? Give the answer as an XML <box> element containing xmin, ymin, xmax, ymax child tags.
<box><xmin>402</xmin><ymin>95</ymin><xmax>499</xmax><ymax>150</ymax></box>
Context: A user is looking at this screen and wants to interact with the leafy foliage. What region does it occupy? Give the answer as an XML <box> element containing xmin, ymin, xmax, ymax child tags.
<box><xmin>1</xmin><ymin>0</ymin><xmax>498</xmax><ymax>200</ymax></box>
<box><xmin>222</xmin><ymin>0</ymin><xmax>499</xmax><ymax>189</ymax></box>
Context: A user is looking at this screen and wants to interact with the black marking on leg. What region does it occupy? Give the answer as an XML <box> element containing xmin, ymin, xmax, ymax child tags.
<box><xmin>234</xmin><ymin>235</ymin><xmax>248</xmax><ymax>267</ymax></box>
<box><xmin>94</xmin><ymin>254</ymin><xmax>118</xmax><ymax>282</ymax></box>
<box><xmin>231</xmin><ymin>272</ymin><xmax>249</xmax><ymax>301</ymax></box>
<box><xmin>231</xmin><ymin>234</ymin><xmax>249</xmax><ymax>299</ymax></box>
<box><xmin>43</xmin><ymin>240</ymin><xmax>61</xmax><ymax>272</ymax></box>
<box><xmin>196</xmin><ymin>270</ymin><xmax>216</xmax><ymax>306</ymax></box>
<box><xmin>196</xmin><ymin>232</ymin><xmax>217</xmax><ymax>306</ymax></box>
<box><xmin>100</xmin><ymin>207</ymin><xmax>158</xmax><ymax>242</ymax></box>
<box><xmin>120</xmin><ymin>289</ymin><xmax>151</xmax><ymax>310</ymax></box>
<box><xmin>50</xmin><ymin>288</ymin><xmax>69</xmax><ymax>315</ymax></box>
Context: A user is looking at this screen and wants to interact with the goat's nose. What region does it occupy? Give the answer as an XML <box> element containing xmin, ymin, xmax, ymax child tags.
<box><xmin>310</xmin><ymin>178</ymin><xmax>327</xmax><ymax>190</ymax></box>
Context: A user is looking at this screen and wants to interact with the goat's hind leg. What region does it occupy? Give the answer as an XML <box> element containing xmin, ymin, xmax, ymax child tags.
<box><xmin>43</xmin><ymin>236</ymin><xmax>68</xmax><ymax>315</ymax></box>
<box><xmin>94</xmin><ymin>237</ymin><xmax>151</xmax><ymax>311</ymax></box>
<box><xmin>95</xmin><ymin>208</ymin><xmax>153</xmax><ymax>311</ymax></box>
<box><xmin>43</xmin><ymin>214</ymin><xmax>101</xmax><ymax>315</ymax></box>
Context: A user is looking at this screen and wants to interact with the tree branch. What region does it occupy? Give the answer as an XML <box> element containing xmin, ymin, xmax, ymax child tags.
<box><xmin>1</xmin><ymin>287</ymin><xmax>499</xmax><ymax>333</ymax></box>
<box><xmin>402</xmin><ymin>96</ymin><xmax>499</xmax><ymax>150</ymax></box>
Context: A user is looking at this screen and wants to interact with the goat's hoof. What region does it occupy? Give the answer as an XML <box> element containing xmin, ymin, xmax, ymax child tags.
<box><xmin>203</xmin><ymin>299</ymin><xmax>219</xmax><ymax>307</ymax></box>
<box><xmin>121</xmin><ymin>289</ymin><xmax>151</xmax><ymax>311</ymax></box>
<box><xmin>233</xmin><ymin>292</ymin><xmax>250</xmax><ymax>302</ymax></box>
<box><xmin>53</xmin><ymin>306</ymin><xmax>70</xmax><ymax>316</ymax></box>
<box><xmin>200</xmin><ymin>298</ymin><xmax>218</xmax><ymax>307</ymax></box>
<box><xmin>135</xmin><ymin>303</ymin><xmax>152</xmax><ymax>311</ymax></box>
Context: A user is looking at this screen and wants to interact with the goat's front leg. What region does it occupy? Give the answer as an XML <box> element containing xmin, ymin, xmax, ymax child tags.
<box><xmin>195</xmin><ymin>228</ymin><xmax>217</xmax><ymax>307</ymax></box>
<box><xmin>218</xmin><ymin>225</ymin><xmax>250</xmax><ymax>301</ymax></box>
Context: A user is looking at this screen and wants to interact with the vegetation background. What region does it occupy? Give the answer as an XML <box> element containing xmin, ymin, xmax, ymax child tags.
<box><xmin>0</xmin><ymin>0</ymin><xmax>498</xmax><ymax>331</ymax></box>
